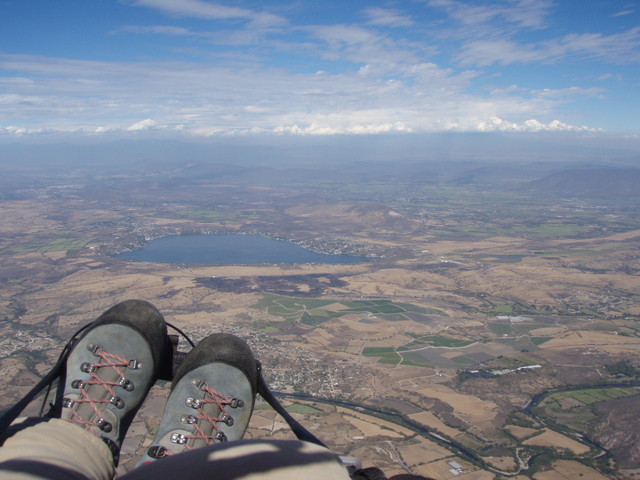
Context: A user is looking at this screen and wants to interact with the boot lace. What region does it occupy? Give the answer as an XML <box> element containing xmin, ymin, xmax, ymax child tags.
<box><xmin>62</xmin><ymin>348</ymin><xmax>135</xmax><ymax>435</ymax></box>
<box><xmin>173</xmin><ymin>384</ymin><xmax>237</xmax><ymax>449</ymax></box>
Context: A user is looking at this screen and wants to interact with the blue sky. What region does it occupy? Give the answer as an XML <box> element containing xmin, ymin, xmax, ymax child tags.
<box><xmin>0</xmin><ymin>0</ymin><xmax>639</xmax><ymax>139</ymax></box>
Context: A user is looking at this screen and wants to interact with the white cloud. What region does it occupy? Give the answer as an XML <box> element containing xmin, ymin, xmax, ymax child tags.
<box><xmin>471</xmin><ymin>116</ymin><xmax>598</xmax><ymax>133</ymax></box>
<box><xmin>127</xmin><ymin>119</ymin><xmax>157</xmax><ymax>131</ymax></box>
<box><xmin>117</xmin><ymin>25</ymin><xmax>201</xmax><ymax>37</ymax></box>
<box><xmin>544</xmin><ymin>27</ymin><xmax>640</xmax><ymax>64</ymax></box>
<box><xmin>274</xmin><ymin>119</ymin><xmax>412</xmax><ymax>136</ymax></box>
<box><xmin>456</xmin><ymin>38</ymin><xmax>540</xmax><ymax>66</ymax></box>
<box><xmin>303</xmin><ymin>24</ymin><xmax>420</xmax><ymax>72</ymax></box>
<box><xmin>363</xmin><ymin>7</ymin><xmax>414</xmax><ymax>27</ymax></box>
<box><xmin>0</xmin><ymin>52</ymin><xmax>603</xmax><ymax>136</ymax></box>
<box><xmin>428</xmin><ymin>0</ymin><xmax>552</xmax><ymax>29</ymax></box>
<box><xmin>597</xmin><ymin>73</ymin><xmax>623</xmax><ymax>81</ymax></box>
<box><xmin>130</xmin><ymin>0</ymin><xmax>286</xmax><ymax>27</ymax></box>
<box><xmin>612</xmin><ymin>9</ymin><xmax>634</xmax><ymax>17</ymax></box>
<box><xmin>456</xmin><ymin>26</ymin><xmax>640</xmax><ymax>66</ymax></box>
<box><xmin>532</xmin><ymin>86</ymin><xmax>605</xmax><ymax>99</ymax></box>
<box><xmin>0</xmin><ymin>125</ymin><xmax>49</xmax><ymax>136</ymax></box>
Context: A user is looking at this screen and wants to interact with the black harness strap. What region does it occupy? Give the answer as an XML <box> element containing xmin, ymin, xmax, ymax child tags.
<box><xmin>255</xmin><ymin>362</ymin><xmax>327</xmax><ymax>448</ymax></box>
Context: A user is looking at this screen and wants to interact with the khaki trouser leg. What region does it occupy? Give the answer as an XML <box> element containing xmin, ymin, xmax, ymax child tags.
<box><xmin>0</xmin><ymin>419</ymin><xmax>115</xmax><ymax>480</ymax></box>
<box><xmin>123</xmin><ymin>439</ymin><xmax>351</xmax><ymax>480</ymax></box>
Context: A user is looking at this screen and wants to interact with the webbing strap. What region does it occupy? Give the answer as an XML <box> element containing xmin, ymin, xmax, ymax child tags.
<box><xmin>0</xmin><ymin>359</ymin><xmax>64</xmax><ymax>439</ymax></box>
<box><xmin>255</xmin><ymin>362</ymin><xmax>327</xmax><ymax>448</ymax></box>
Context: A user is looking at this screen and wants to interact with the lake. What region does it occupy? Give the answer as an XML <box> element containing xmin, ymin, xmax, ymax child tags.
<box><xmin>115</xmin><ymin>234</ymin><xmax>370</xmax><ymax>265</ymax></box>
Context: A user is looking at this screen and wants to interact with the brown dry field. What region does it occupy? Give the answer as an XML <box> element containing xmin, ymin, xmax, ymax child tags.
<box><xmin>533</xmin><ymin>460</ymin><xmax>611</xmax><ymax>480</ymax></box>
<box><xmin>523</xmin><ymin>429</ymin><xmax>591</xmax><ymax>455</ymax></box>
<box><xmin>506</xmin><ymin>425</ymin><xmax>541</xmax><ymax>440</ymax></box>
<box><xmin>408</xmin><ymin>411</ymin><xmax>465</xmax><ymax>439</ymax></box>
<box><xmin>3</xmin><ymin>246</ymin><xmax>640</xmax><ymax>479</ymax></box>
<box><xmin>540</xmin><ymin>331</ymin><xmax>640</xmax><ymax>354</ymax></box>
<box><xmin>413</xmin><ymin>384</ymin><xmax>499</xmax><ymax>430</ymax></box>
<box><xmin>416</xmin><ymin>458</ymin><xmax>493</xmax><ymax>480</ymax></box>
<box><xmin>2</xmin><ymin>193</ymin><xmax>640</xmax><ymax>479</ymax></box>
<box><xmin>338</xmin><ymin>408</ymin><xmax>411</xmax><ymax>439</ymax></box>
<box><xmin>400</xmin><ymin>438</ymin><xmax>452</xmax><ymax>467</ymax></box>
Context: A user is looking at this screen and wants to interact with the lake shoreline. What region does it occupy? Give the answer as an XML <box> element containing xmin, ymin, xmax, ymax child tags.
<box><xmin>114</xmin><ymin>233</ymin><xmax>372</xmax><ymax>266</ymax></box>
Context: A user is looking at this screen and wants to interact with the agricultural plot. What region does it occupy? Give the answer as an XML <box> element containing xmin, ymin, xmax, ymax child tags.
<box><xmin>543</xmin><ymin>387</ymin><xmax>638</xmax><ymax>408</ymax></box>
<box><xmin>159</xmin><ymin>207</ymin><xmax>258</xmax><ymax>224</ymax></box>
<box><xmin>429</xmin><ymin>219</ymin><xmax>599</xmax><ymax>241</ymax></box>
<box><xmin>254</xmin><ymin>293</ymin><xmax>445</xmax><ymax>326</ymax></box>
<box><xmin>534</xmin><ymin>387</ymin><xmax>640</xmax><ymax>432</ymax></box>
<box><xmin>4</xmin><ymin>231</ymin><xmax>95</xmax><ymax>254</ymax></box>
<box><xmin>487</xmin><ymin>318</ymin><xmax>558</xmax><ymax>347</ymax></box>
<box><xmin>361</xmin><ymin>335</ymin><xmax>525</xmax><ymax>369</ymax></box>
<box><xmin>406</xmin><ymin>333</ymin><xmax>473</xmax><ymax>348</ymax></box>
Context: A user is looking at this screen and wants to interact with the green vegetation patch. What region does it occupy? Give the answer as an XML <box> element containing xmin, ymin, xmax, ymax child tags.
<box><xmin>5</xmin><ymin>231</ymin><xmax>95</xmax><ymax>255</ymax></box>
<box><xmin>161</xmin><ymin>207</ymin><xmax>257</xmax><ymax>224</ymax></box>
<box><xmin>545</xmin><ymin>387</ymin><xmax>638</xmax><ymax>409</ymax></box>
<box><xmin>606</xmin><ymin>360</ymin><xmax>640</xmax><ymax>378</ymax></box>
<box><xmin>12</xmin><ymin>350</ymin><xmax>48</xmax><ymax>376</ymax></box>
<box><xmin>285</xmin><ymin>403</ymin><xmax>323</xmax><ymax>414</ymax></box>
<box><xmin>424</xmin><ymin>335</ymin><xmax>474</xmax><ymax>347</ymax></box>
<box><xmin>301</xmin><ymin>311</ymin><xmax>331</xmax><ymax>326</ymax></box>
<box><xmin>405</xmin><ymin>335</ymin><xmax>473</xmax><ymax>348</ymax></box>
<box><xmin>525</xmin><ymin>223</ymin><xmax>594</xmax><ymax>238</ymax></box>
<box><xmin>488</xmin><ymin>323</ymin><xmax>512</xmax><ymax>335</ymax></box>
<box><xmin>492</xmin><ymin>304</ymin><xmax>514</xmax><ymax>314</ymax></box>
<box><xmin>451</xmin><ymin>355</ymin><xmax>475</xmax><ymax>365</ymax></box>
<box><xmin>364</xmin><ymin>347</ymin><xmax>435</xmax><ymax>368</ymax></box>
<box><xmin>511</xmin><ymin>323</ymin><xmax>547</xmax><ymax>334</ymax></box>
<box><xmin>376</xmin><ymin>352</ymin><xmax>403</xmax><ymax>364</ymax></box>
<box><xmin>398</xmin><ymin>352</ymin><xmax>434</xmax><ymax>368</ymax></box>
<box><xmin>341</xmin><ymin>303</ymin><xmax>405</xmax><ymax>314</ymax></box>
<box><xmin>363</xmin><ymin>347</ymin><xmax>397</xmax><ymax>355</ymax></box>
<box><xmin>395</xmin><ymin>302</ymin><xmax>443</xmax><ymax>314</ymax></box>
<box><xmin>465</xmin><ymin>254</ymin><xmax>527</xmax><ymax>264</ymax></box>
<box><xmin>378</xmin><ymin>313</ymin><xmax>409</xmax><ymax>321</ymax></box>
<box><xmin>255</xmin><ymin>294</ymin><xmax>433</xmax><ymax>326</ymax></box>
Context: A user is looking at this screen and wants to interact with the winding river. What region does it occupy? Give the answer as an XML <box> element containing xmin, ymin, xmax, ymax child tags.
<box><xmin>276</xmin><ymin>381</ymin><xmax>640</xmax><ymax>476</ymax></box>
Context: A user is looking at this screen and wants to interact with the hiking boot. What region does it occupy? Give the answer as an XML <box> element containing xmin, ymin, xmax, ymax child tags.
<box><xmin>140</xmin><ymin>333</ymin><xmax>257</xmax><ymax>463</ymax></box>
<box><xmin>57</xmin><ymin>300</ymin><xmax>168</xmax><ymax>462</ymax></box>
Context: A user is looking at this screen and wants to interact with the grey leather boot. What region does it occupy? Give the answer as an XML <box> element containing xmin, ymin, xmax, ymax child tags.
<box><xmin>140</xmin><ymin>333</ymin><xmax>257</xmax><ymax>463</ymax></box>
<box><xmin>58</xmin><ymin>300</ymin><xmax>168</xmax><ymax>462</ymax></box>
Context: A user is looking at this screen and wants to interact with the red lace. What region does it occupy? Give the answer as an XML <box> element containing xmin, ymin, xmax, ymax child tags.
<box><xmin>183</xmin><ymin>386</ymin><xmax>233</xmax><ymax>449</ymax></box>
<box><xmin>66</xmin><ymin>351</ymin><xmax>131</xmax><ymax>434</ymax></box>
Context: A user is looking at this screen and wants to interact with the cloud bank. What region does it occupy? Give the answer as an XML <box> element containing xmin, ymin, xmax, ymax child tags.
<box><xmin>1</xmin><ymin>0</ymin><xmax>637</xmax><ymax>137</ymax></box>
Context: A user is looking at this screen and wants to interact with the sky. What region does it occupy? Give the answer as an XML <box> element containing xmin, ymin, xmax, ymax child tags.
<box><xmin>0</xmin><ymin>0</ymin><xmax>639</xmax><ymax>142</ymax></box>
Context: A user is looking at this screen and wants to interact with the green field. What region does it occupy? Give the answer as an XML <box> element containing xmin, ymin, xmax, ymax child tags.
<box><xmin>363</xmin><ymin>348</ymin><xmax>433</xmax><ymax>368</ymax></box>
<box><xmin>544</xmin><ymin>387</ymin><xmax>638</xmax><ymax>409</ymax></box>
<box><xmin>362</xmin><ymin>347</ymin><xmax>397</xmax><ymax>355</ymax></box>
<box><xmin>488</xmin><ymin>323</ymin><xmax>512</xmax><ymax>335</ymax></box>
<box><xmin>285</xmin><ymin>403</ymin><xmax>323</xmax><ymax>414</ymax></box>
<box><xmin>404</xmin><ymin>333</ymin><xmax>474</xmax><ymax>348</ymax></box>
<box><xmin>534</xmin><ymin>387</ymin><xmax>640</xmax><ymax>433</ymax></box>
<box><xmin>4</xmin><ymin>231</ymin><xmax>95</xmax><ymax>255</ymax></box>
<box><xmin>362</xmin><ymin>334</ymin><xmax>473</xmax><ymax>368</ymax></box>
<box><xmin>254</xmin><ymin>294</ymin><xmax>441</xmax><ymax>326</ymax></box>
<box><xmin>254</xmin><ymin>401</ymin><xmax>322</xmax><ymax>414</ymax></box>
<box><xmin>160</xmin><ymin>207</ymin><xmax>258</xmax><ymax>225</ymax></box>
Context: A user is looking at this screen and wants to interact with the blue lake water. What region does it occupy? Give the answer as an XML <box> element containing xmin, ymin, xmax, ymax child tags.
<box><xmin>115</xmin><ymin>234</ymin><xmax>370</xmax><ymax>265</ymax></box>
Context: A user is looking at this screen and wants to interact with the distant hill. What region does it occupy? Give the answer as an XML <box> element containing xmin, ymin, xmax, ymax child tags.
<box><xmin>524</xmin><ymin>167</ymin><xmax>640</xmax><ymax>200</ymax></box>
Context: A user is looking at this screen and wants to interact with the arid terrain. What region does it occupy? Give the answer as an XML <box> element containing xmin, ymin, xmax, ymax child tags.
<box><xmin>0</xmin><ymin>158</ymin><xmax>639</xmax><ymax>479</ymax></box>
